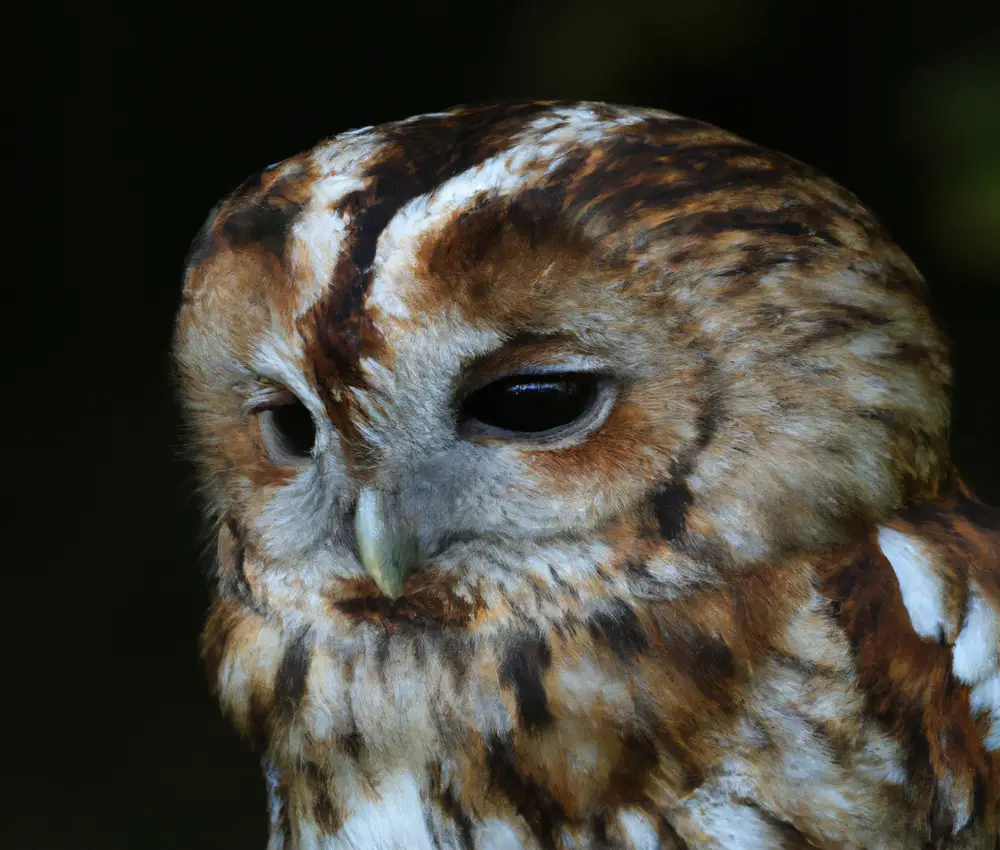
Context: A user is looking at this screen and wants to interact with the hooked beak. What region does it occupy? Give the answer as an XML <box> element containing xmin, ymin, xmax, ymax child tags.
<box><xmin>353</xmin><ymin>488</ymin><xmax>421</xmax><ymax>599</ymax></box>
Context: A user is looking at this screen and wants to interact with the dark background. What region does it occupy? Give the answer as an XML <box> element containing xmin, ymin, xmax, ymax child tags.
<box><xmin>23</xmin><ymin>2</ymin><xmax>999</xmax><ymax>847</ymax></box>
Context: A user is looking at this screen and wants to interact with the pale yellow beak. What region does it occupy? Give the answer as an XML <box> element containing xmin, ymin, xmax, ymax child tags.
<box><xmin>353</xmin><ymin>488</ymin><xmax>421</xmax><ymax>599</ymax></box>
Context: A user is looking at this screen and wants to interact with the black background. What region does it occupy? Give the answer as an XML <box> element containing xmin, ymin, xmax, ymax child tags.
<box><xmin>23</xmin><ymin>2</ymin><xmax>999</xmax><ymax>847</ymax></box>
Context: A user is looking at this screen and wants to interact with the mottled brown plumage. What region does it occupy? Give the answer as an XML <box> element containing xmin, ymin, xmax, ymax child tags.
<box><xmin>174</xmin><ymin>101</ymin><xmax>999</xmax><ymax>848</ymax></box>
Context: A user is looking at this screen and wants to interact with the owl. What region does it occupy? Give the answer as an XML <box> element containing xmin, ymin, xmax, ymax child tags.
<box><xmin>173</xmin><ymin>101</ymin><xmax>999</xmax><ymax>849</ymax></box>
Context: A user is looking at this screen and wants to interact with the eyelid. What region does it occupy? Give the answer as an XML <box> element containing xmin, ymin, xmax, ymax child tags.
<box><xmin>243</xmin><ymin>386</ymin><xmax>299</xmax><ymax>417</ymax></box>
<box><xmin>459</xmin><ymin>356</ymin><xmax>610</xmax><ymax>397</ymax></box>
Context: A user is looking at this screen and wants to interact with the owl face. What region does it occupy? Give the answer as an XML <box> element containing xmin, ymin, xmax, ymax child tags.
<box><xmin>176</xmin><ymin>101</ymin><xmax>948</xmax><ymax>624</ymax></box>
<box><xmin>172</xmin><ymin>102</ymin><xmax>1000</xmax><ymax>850</ymax></box>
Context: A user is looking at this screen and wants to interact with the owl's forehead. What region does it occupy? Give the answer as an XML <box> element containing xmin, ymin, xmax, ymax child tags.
<box><xmin>180</xmin><ymin>100</ymin><xmax>898</xmax><ymax>385</ymax></box>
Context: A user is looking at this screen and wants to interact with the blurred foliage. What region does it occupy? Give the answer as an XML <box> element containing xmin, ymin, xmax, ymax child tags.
<box><xmin>899</xmin><ymin>56</ymin><xmax>1000</xmax><ymax>280</ymax></box>
<box><xmin>511</xmin><ymin>0</ymin><xmax>772</xmax><ymax>96</ymax></box>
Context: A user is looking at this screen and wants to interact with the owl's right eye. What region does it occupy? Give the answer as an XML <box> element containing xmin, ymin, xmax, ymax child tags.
<box><xmin>457</xmin><ymin>372</ymin><xmax>613</xmax><ymax>443</ymax></box>
<box><xmin>256</xmin><ymin>392</ymin><xmax>317</xmax><ymax>463</ymax></box>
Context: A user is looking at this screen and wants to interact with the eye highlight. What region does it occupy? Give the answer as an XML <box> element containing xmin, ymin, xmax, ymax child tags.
<box><xmin>458</xmin><ymin>372</ymin><xmax>608</xmax><ymax>440</ymax></box>
<box><xmin>255</xmin><ymin>389</ymin><xmax>317</xmax><ymax>463</ymax></box>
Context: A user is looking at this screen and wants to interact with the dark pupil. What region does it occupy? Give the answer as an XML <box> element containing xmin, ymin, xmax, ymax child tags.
<box><xmin>461</xmin><ymin>374</ymin><xmax>599</xmax><ymax>434</ymax></box>
<box><xmin>271</xmin><ymin>401</ymin><xmax>316</xmax><ymax>456</ymax></box>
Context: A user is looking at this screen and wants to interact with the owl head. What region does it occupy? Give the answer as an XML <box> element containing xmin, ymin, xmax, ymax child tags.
<box><xmin>174</xmin><ymin>100</ymin><xmax>950</xmax><ymax>620</ymax></box>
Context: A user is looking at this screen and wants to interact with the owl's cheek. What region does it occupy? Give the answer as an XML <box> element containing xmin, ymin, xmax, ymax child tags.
<box><xmin>518</xmin><ymin>398</ymin><xmax>695</xmax><ymax>529</ymax></box>
<box><xmin>238</xmin><ymin>456</ymin><xmax>355</xmax><ymax>562</ymax></box>
<box><xmin>384</xmin><ymin>448</ymin><xmax>594</xmax><ymax>547</ymax></box>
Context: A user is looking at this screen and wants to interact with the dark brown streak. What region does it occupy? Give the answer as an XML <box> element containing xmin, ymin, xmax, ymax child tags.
<box><xmin>776</xmin><ymin>300</ymin><xmax>899</xmax><ymax>359</ymax></box>
<box><xmin>246</xmin><ymin>690</ymin><xmax>273</xmax><ymax>753</ymax></box>
<box><xmin>603</xmin><ymin>732</ymin><xmax>660</xmax><ymax>808</ymax></box>
<box><xmin>275</xmin><ymin>626</ymin><xmax>313</xmax><ymax>717</ymax></box>
<box><xmin>498</xmin><ymin>633</ymin><xmax>554</xmax><ymax>731</ymax></box>
<box><xmin>693</xmin><ymin>355</ymin><xmax>725</xmax><ymax>453</ymax></box>
<box><xmin>782</xmin><ymin>317</ymin><xmax>853</xmax><ymax>354</ymax></box>
<box><xmin>332</xmin><ymin>576</ymin><xmax>477</xmax><ymax>630</ymax></box>
<box><xmin>655</xmin><ymin>207</ymin><xmax>843</xmax><ymax>247</ymax></box>
<box><xmin>650</xmin><ymin>479</ymin><xmax>695</xmax><ymax>541</ymax></box>
<box><xmin>438</xmin><ymin>785</ymin><xmax>475</xmax><ymax>850</ymax></box>
<box><xmin>302</xmin><ymin>761</ymin><xmax>342</xmax><ymax>832</ymax></box>
<box><xmin>655</xmin><ymin>815</ymin><xmax>691</xmax><ymax>849</ymax></box>
<box><xmin>221</xmin><ymin>174</ymin><xmax>308</xmax><ymax>263</ymax></box>
<box><xmin>834</xmin><ymin>303</ymin><xmax>890</xmax><ymax>326</ymax></box>
<box><xmin>223</xmin><ymin>517</ymin><xmax>254</xmax><ymax>605</ymax></box>
<box><xmin>440</xmin><ymin>192</ymin><xmax>584</xmax><ymax>276</ymax></box>
<box><xmin>680</xmin><ymin>631</ymin><xmax>737</xmax><ymax>706</ymax></box>
<box><xmin>587</xmin><ymin>599</ymin><xmax>650</xmax><ymax>662</ymax></box>
<box><xmin>569</xmin><ymin>139</ymin><xmax>793</xmax><ymax>224</ymax></box>
<box><xmin>885</xmin><ymin>341</ymin><xmax>932</xmax><ymax>365</ymax></box>
<box><xmin>486</xmin><ymin>733</ymin><xmax>564</xmax><ymax>849</ymax></box>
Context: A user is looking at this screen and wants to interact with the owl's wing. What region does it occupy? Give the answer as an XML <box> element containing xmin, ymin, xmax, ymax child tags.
<box><xmin>821</xmin><ymin>475</ymin><xmax>999</xmax><ymax>839</ymax></box>
<box><xmin>876</xmin><ymin>478</ymin><xmax>1000</xmax><ymax>750</ymax></box>
<box><xmin>871</xmin><ymin>477</ymin><xmax>1000</xmax><ymax>835</ymax></box>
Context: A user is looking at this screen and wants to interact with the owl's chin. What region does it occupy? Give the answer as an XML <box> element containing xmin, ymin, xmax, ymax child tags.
<box><xmin>327</xmin><ymin>570</ymin><xmax>479</xmax><ymax>631</ymax></box>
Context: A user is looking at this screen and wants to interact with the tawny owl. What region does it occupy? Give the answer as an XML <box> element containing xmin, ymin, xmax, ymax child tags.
<box><xmin>173</xmin><ymin>101</ymin><xmax>1000</xmax><ymax>849</ymax></box>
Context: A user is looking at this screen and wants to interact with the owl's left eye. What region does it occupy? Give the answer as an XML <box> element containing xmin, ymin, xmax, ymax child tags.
<box><xmin>458</xmin><ymin>372</ymin><xmax>611</xmax><ymax>441</ymax></box>
<box><xmin>256</xmin><ymin>391</ymin><xmax>317</xmax><ymax>463</ymax></box>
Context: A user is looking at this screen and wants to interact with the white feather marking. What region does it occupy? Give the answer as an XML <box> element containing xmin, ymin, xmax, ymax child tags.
<box><xmin>311</xmin><ymin>133</ymin><xmax>380</xmax><ymax>178</ymax></box>
<box><xmin>472</xmin><ymin>819</ymin><xmax>527</xmax><ymax>850</ymax></box>
<box><xmin>526</xmin><ymin>104</ymin><xmax>618</xmax><ymax>146</ymax></box>
<box><xmin>952</xmin><ymin>586</ymin><xmax>999</xmax><ymax>685</ymax></box>
<box><xmin>553</xmin><ymin>657</ymin><xmax>632</xmax><ymax>716</ymax></box>
<box><xmin>290</xmin><ymin>205</ymin><xmax>352</xmax><ymax>319</ymax></box>
<box><xmin>876</xmin><ymin>527</ymin><xmax>949</xmax><ymax>642</ymax></box>
<box><xmin>301</xmin><ymin>648</ymin><xmax>352</xmax><ymax>742</ymax></box>
<box><xmin>935</xmin><ymin>770</ymin><xmax>973</xmax><ymax>834</ymax></box>
<box><xmin>617</xmin><ymin>809</ymin><xmax>660</xmax><ymax>850</ymax></box>
<box><xmin>526</xmin><ymin>103</ymin><xmax>652</xmax><ymax>146</ymax></box>
<box><xmin>264</xmin><ymin>761</ymin><xmax>287</xmax><ymax>850</ymax></box>
<box><xmin>329</xmin><ymin>771</ymin><xmax>435</xmax><ymax>850</ymax></box>
<box><xmin>969</xmin><ymin>673</ymin><xmax>1000</xmax><ymax>750</ymax></box>
<box><xmin>683</xmin><ymin>786</ymin><xmax>784</xmax><ymax>849</ymax></box>
<box><xmin>313</xmin><ymin>173</ymin><xmax>367</xmax><ymax>206</ymax></box>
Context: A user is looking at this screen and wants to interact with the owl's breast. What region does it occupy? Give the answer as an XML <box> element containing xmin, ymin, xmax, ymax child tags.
<box><xmin>206</xmin><ymin>538</ymin><xmax>990</xmax><ymax>849</ymax></box>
